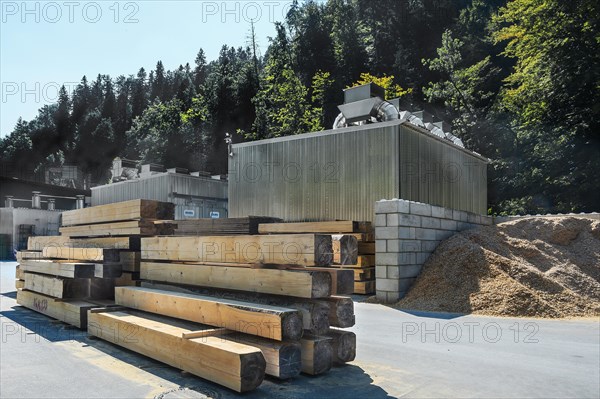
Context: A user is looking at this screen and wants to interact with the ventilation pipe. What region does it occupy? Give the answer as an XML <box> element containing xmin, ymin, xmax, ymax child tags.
<box><xmin>76</xmin><ymin>195</ymin><xmax>85</xmax><ymax>209</ymax></box>
<box><xmin>333</xmin><ymin>83</ymin><xmax>399</xmax><ymax>129</ymax></box>
<box><xmin>48</xmin><ymin>198</ymin><xmax>56</xmax><ymax>211</ymax></box>
<box><xmin>32</xmin><ymin>192</ymin><xmax>41</xmax><ymax>209</ymax></box>
<box><xmin>5</xmin><ymin>196</ymin><xmax>13</xmax><ymax>208</ymax></box>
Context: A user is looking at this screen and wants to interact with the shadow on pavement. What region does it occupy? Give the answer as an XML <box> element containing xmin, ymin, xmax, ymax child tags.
<box><xmin>1</xmin><ymin>301</ymin><xmax>394</xmax><ymax>399</ymax></box>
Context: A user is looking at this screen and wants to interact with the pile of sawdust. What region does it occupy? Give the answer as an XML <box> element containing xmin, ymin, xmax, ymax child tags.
<box><xmin>395</xmin><ymin>217</ymin><xmax>600</xmax><ymax>318</ymax></box>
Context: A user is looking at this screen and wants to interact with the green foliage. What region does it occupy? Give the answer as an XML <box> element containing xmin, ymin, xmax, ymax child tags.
<box><xmin>1</xmin><ymin>0</ymin><xmax>597</xmax><ymax>214</ymax></box>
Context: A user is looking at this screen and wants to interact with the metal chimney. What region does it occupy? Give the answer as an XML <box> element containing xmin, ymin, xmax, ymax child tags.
<box><xmin>5</xmin><ymin>196</ymin><xmax>13</xmax><ymax>208</ymax></box>
<box><xmin>48</xmin><ymin>198</ymin><xmax>56</xmax><ymax>211</ymax></box>
<box><xmin>32</xmin><ymin>192</ymin><xmax>41</xmax><ymax>209</ymax></box>
<box><xmin>76</xmin><ymin>195</ymin><xmax>85</xmax><ymax>209</ymax></box>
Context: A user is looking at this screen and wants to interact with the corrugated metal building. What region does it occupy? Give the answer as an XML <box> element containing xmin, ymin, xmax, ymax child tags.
<box><xmin>228</xmin><ymin>119</ymin><xmax>489</xmax><ymax>222</ymax></box>
<box><xmin>92</xmin><ymin>172</ymin><xmax>228</xmax><ymax>220</ymax></box>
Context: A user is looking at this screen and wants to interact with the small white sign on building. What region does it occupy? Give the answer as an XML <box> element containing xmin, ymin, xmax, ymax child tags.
<box><xmin>183</xmin><ymin>209</ymin><xmax>195</xmax><ymax>218</ymax></box>
<box><xmin>210</xmin><ymin>211</ymin><xmax>220</xmax><ymax>219</ymax></box>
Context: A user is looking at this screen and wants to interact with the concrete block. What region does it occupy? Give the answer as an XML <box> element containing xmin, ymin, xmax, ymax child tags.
<box><xmin>398</xmin><ymin>253</ymin><xmax>416</xmax><ymax>265</ymax></box>
<box><xmin>444</xmin><ymin>208</ymin><xmax>454</xmax><ymax>219</ymax></box>
<box><xmin>388</xmin><ymin>239</ymin><xmax>420</xmax><ymax>253</ymax></box>
<box><xmin>421</xmin><ymin>240</ymin><xmax>441</xmax><ymax>252</ymax></box>
<box><xmin>453</xmin><ymin>210</ymin><xmax>468</xmax><ymax>222</ymax></box>
<box><xmin>377</xmin><ymin>252</ymin><xmax>416</xmax><ymax>266</ymax></box>
<box><xmin>431</xmin><ymin>206</ymin><xmax>445</xmax><ymax>219</ymax></box>
<box><xmin>467</xmin><ymin>213</ymin><xmax>480</xmax><ymax>224</ymax></box>
<box><xmin>385</xmin><ymin>291</ymin><xmax>402</xmax><ymax>303</ymax></box>
<box><xmin>376</xmin><ymin>278</ymin><xmax>399</xmax><ymax>292</ymax></box>
<box><xmin>436</xmin><ymin>230</ymin><xmax>454</xmax><ymax>241</ymax></box>
<box><xmin>375</xmin><ymin>266</ymin><xmax>387</xmax><ymax>279</ymax></box>
<box><xmin>421</xmin><ymin>217</ymin><xmax>441</xmax><ymax>229</ymax></box>
<box><xmin>416</xmin><ymin>252</ymin><xmax>431</xmax><ymax>264</ymax></box>
<box><xmin>409</xmin><ymin>202</ymin><xmax>432</xmax><ymax>217</ymax></box>
<box><xmin>397</xmin><ymin>200</ymin><xmax>410</xmax><ymax>214</ymax></box>
<box><xmin>415</xmin><ymin>228</ymin><xmax>437</xmax><ymax>240</ymax></box>
<box><xmin>399</xmin><ymin>214</ymin><xmax>421</xmax><ymax>227</ymax></box>
<box><xmin>440</xmin><ymin>219</ymin><xmax>458</xmax><ymax>231</ymax></box>
<box><xmin>375</xmin><ymin>240</ymin><xmax>386</xmax><ymax>253</ymax></box>
<box><xmin>375</xmin><ymin>200</ymin><xmax>408</xmax><ymax>214</ymax></box>
<box><xmin>375</xmin><ymin>214</ymin><xmax>387</xmax><ymax>227</ymax></box>
<box><xmin>386</xmin><ymin>213</ymin><xmax>399</xmax><ymax>227</ymax></box>
<box><xmin>482</xmin><ymin>216</ymin><xmax>493</xmax><ymax>226</ymax></box>
<box><xmin>375</xmin><ymin>227</ymin><xmax>399</xmax><ymax>240</ymax></box>
<box><xmin>388</xmin><ymin>264</ymin><xmax>422</xmax><ymax>279</ymax></box>
<box><xmin>398</xmin><ymin>227</ymin><xmax>417</xmax><ymax>239</ymax></box>
<box><xmin>376</xmin><ymin>290</ymin><xmax>388</xmax><ymax>302</ymax></box>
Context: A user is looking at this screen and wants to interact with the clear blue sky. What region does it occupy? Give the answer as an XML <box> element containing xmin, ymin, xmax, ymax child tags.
<box><xmin>0</xmin><ymin>0</ymin><xmax>292</xmax><ymax>138</ymax></box>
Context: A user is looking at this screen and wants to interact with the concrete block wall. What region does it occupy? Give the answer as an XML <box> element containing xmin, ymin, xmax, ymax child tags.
<box><xmin>375</xmin><ymin>199</ymin><xmax>493</xmax><ymax>303</ymax></box>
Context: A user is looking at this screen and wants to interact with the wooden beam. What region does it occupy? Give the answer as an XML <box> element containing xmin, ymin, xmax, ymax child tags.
<box><xmin>114</xmin><ymin>271</ymin><xmax>140</xmax><ymax>287</ymax></box>
<box><xmin>94</xmin><ymin>263</ymin><xmax>122</xmax><ymax>279</ymax></box>
<box><xmin>358</xmin><ymin>241</ymin><xmax>375</xmax><ymax>254</ymax></box>
<box><xmin>139</xmin><ymin>282</ymin><xmax>330</xmax><ymax>335</ymax></box>
<box><xmin>115</xmin><ymin>287</ymin><xmax>303</xmax><ymax>341</ymax></box>
<box><xmin>28</xmin><ymin>236</ymin><xmax>141</xmax><ymax>251</ymax></box>
<box><xmin>327</xmin><ymin>329</ymin><xmax>356</xmax><ymax>364</ymax></box>
<box><xmin>59</xmin><ymin>220</ymin><xmax>174</xmax><ymax>238</ymax></box>
<box><xmin>353</xmin><ymin>267</ymin><xmax>375</xmax><ymax>281</ymax></box>
<box><xmin>119</xmin><ymin>251</ymin><xmax>140</xmax><ymax>272</ymax></box>
<box><xmin>22</xmin><ymin>272</ymin><xmax>115</xmax><ymax>300</ymax></box>
<box><xmin>328</xmin><ymin>255</ymin><xmax>375</xmax><ymax>268</ymax></box>
<box><xmin>140</xmin><ymin>261</ymin><xmax>331</xmax><ymax>298</ymax></box>
<box><xmin>182</xmin><ymin>328</ymin><xmax>230</xmax><ymax>339</ymax></box>
<box><xmin>258</xmin><ymin>221</ymin><xmax>372</xmax><ymax>234</ymax></box>
<box><xmin>300</xmin><ymin>335</ymin><xmax>333</xmax><ymax>375</ymax></box>
<box><xmin>15</xmin><ymin>280</ymin><xmax>24</xmax><ymax>290</ymax></box>
<box><xmin>17</xmin><ymin>290</ymin><xmax>98</xmax><ymax>328</ymax></box>
<box><xmin>174</xmin><ymin>217</ymin><xmax>282</xmax><ymax>236</ymax></box>
<box><xmin>16</xmin><ymin>251</ymin><xmax>43</xmax><ymax>262</ymax></box>
<box><xmin>286</xmin><ymin>267</ymin><xmax>353</xmax><ymax>295</ymax></box>
<box><xmin>23</xmin><ymin>272</ymin><xmax>89</xmax><ymax>298</ymax></box>
<box><xmin>141</xmin><ymin>235</ymin><xmax>333</xmax><ymax>267</ymax></box>
<box><xmin>324</xmin><ymin>296</ymin><xmax>355</xmax><ymax>328</ymax></box>
<box><xmin>353</xmin><ymin>280</ymin><xmax>375</xmax><ymax>295</ymax></box>
<box><xmin>226</xmin><ymin>333</ymin><xmax>302</xmax><ymax>379</ymax></box>
<box><xmin>61</xmin><ymin>199</ymin><xmax>175</xmax><ymax>226</ymax></box>
<box><xmin>87</xmin><ymin>310</ymin><xmax>266</xmax><ymax>392</ymax></box>
<box><xmin>15</xmin><ymin>265</ymin><xmax>24</xmax><ymax>280</ymax></box>
<box><xmin>42</xmin><ymin>247</ymin><xmax>120</xmax><ymax>262</ymax></box>
<box><xmin>19</xmin><ymin>259</ymin><xmax>95</xmax><ymax>278</ymax></box>
<box><xmin>332</xmin><ymin>235</ymin><xmax>359</xmax><ymax>265</ymax></box>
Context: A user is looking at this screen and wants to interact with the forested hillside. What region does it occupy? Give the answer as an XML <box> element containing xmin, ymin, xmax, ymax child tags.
<box><xmin>1</xmin><ymin>0</ymin><xmax>598</xmax><ymax>214</ymax></box>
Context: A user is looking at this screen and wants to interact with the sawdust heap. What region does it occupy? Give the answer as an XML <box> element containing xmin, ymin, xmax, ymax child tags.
<box><xmin>395</xmin><ymin>217</ymin><xmax>600</xmax><ymax>318</ymax></box>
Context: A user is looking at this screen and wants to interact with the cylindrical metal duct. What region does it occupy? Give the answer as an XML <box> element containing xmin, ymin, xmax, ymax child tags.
<box><xmin>32</xmin><ymin>192</ymin><xmax>41</xmax><ymax>209</ymax></box>
<box><xmin>5</xmin><ymin>196</ymin><xmax>14</xmax><ymax>208</ymax></box>
<box><xmin>76</xmin><ymin>195</ymin><xmax>85</xmax><ymax>209</ymax></box>
<box><xmin>48</xmin><ymin>199</ymin><xmax>56</xmax><ymax>211</ymax></box>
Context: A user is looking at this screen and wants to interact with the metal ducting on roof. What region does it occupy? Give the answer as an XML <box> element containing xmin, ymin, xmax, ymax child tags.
<box><xmin>332</xmin><ymin>83</ymin><xmax>466</xmax><ymax>148</ymax></box>
<box><xmin>333</xmin><ymin>83</ymin><xmax>399</xmax><ymax>129</ymax></box>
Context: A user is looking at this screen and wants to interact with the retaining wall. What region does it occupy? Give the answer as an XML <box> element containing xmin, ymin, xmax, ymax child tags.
<box><xmin>375</xmin><ymin>199</ymin><xmax>493</xmax><ymax>303</ymax></box>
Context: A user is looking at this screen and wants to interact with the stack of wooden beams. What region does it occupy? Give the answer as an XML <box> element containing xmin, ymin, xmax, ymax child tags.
<box><xmin>15</xmin><ymin>248</ymin><xmax>121</xmax><ymax>328</ymax></box>
<box><xmin>87</xmin><ymin>233</ymin><xmax>357</xmax><ymax>392</ymax></box>
<box><xmin>258</xmin><ymin>221</ymin><xmax>376</xmax><ymax>294</ymax></box>
<box><xmin>16</xmin><ymin>200</ymin><xmax>177</xmax><ymax>325</ymax></box>
<box><xmin>172</xmin><ymin>216</ymin><xmax>282</xmax><ymax>236</ymax></box>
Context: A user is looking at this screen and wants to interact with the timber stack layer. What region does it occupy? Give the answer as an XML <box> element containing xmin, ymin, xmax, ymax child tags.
<box><xmin>172</xmin><ymin>216</ymin><xmax>283</xmax><ymax>236</ymax></box>
<box><xmin>258</xmin><ymin>221</ymin><xmax>375</xmax><ymax>294</ymax></box>
<box><xmin>16</xmin><ymin>199</ymin><xmax>178</xmax><ymax>323</ymax></box>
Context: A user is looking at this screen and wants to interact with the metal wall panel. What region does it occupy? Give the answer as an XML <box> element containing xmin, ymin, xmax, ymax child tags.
<box><xmin>91</xmin><ymin>173</ymin><xmax>228</xmax><ymax>219</ymax></box>
<box><xmin>229</xmin><ymin>120</ymin><xmax>488</xmax><ymax>221</ymax></box>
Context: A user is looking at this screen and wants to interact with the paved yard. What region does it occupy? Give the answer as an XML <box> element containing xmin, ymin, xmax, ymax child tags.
<box><xmin>1</xmin><ymin>261</ymin><xmax>598</xmax><ymax>398</ymax></box>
